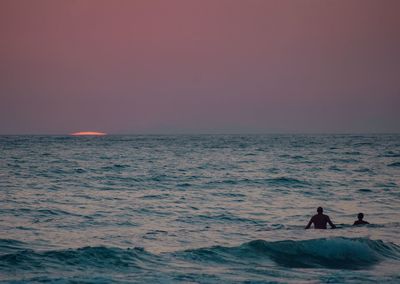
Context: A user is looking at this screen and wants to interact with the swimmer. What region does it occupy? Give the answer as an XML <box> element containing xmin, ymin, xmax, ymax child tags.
<box><xmin>305</xmin><ymin>207</ymin><xmax>336</xmax><ymax>229</ymax></box>
<box><xmin>353</xmin><ymin>213</ymin><xmax>369</xmax><ymax>225</ymax></box>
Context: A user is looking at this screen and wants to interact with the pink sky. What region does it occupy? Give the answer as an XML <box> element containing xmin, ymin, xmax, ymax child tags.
<box><xmin>1</xmin><ymin>0</ymin><xmax>399</xmax><ymax>134</ymax></box>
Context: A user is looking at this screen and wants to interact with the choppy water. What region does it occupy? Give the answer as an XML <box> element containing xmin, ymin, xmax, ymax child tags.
<box><xmin>1</xmin><ymin>134</ymin><xmax>399</xmax><ymax>283</ymax></box>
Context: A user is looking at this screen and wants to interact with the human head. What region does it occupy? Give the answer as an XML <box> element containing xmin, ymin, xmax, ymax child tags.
<box><xmin>317</xmin><ymin>207</ymin><xmax>323</xmax><ymax>214</ymax></box>
<box><xmin>358</xmin><ymin>213</ymin><xmax>364</xmax><ymax>220</ymax></box>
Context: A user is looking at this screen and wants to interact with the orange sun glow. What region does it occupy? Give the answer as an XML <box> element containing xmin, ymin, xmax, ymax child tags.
<box><xmin>70</xmin><ymin>131</ymin><xmax>107</xmax><ymax>136</ymax></box>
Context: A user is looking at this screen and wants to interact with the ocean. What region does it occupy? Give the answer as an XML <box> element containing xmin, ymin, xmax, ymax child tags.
<box><xmin>1</xmin><ymin>134</ymin><xmax>399</xmax><ymax>283</ymax></box>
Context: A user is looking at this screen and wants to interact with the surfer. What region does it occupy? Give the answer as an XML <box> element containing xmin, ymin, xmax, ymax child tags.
<box><xmin>305</xmin><ymin>207</ymin><xmax>336</xmax><ymax>229</ymax></box>
<box><xmin>353</xmin><ymin>213</ymin><xmax>369</xmax><ymax>225</ymax></box>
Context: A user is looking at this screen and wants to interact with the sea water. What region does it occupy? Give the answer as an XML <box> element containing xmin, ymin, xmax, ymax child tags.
<box><xmin>0</xmin><ymin>134</ymin><xmax>399</xmax><ymax>283</ymax></box>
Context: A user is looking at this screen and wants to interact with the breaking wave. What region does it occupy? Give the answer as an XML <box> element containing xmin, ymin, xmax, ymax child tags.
<box><xmin>180</xmin><ymin>237</ymin><xmax>400</xmax><ymax>269</ymax></box>
<box><xmin>1</xmin><ymin>237</ymin><xmax>400</xmax><ymax>283</ymax></box>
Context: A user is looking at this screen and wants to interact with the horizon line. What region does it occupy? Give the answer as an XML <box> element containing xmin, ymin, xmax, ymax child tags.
<box><xmin>0</xmin><ymin>132</ymin><xmax>399</xmax><ymax>136</ymax></box>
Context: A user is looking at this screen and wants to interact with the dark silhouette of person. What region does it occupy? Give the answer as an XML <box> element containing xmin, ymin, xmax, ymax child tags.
<box><xmin>305</xmin><ymin>207</ymin><xmax>336</xmax><ymax>229</ymax></box>
<box><xmin>353</xmin><ymin>213</ymin><xmax>369</xmax><ymax>225</ymax></box>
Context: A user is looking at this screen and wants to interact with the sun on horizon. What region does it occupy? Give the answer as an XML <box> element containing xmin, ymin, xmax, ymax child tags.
<box><xmin>70</xmin><ymin>131</ymin><xmax>107</xmax><ymax>136</ymax></box>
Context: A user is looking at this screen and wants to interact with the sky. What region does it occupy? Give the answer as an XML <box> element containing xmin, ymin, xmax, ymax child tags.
<box><xmin>1</xmin><ymin>0</ymin><xmax>399</xmax><ymax>134</ymax></box>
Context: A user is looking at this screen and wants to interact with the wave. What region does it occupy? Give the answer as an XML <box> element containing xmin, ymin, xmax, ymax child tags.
<box><xmin>0</xmin><ymin>239</ymin><xmax>28</xmax><ymax>256</ymax></box>
<box><xmin>248</xmin><ymin>238</ymin><xmax>400</xmax><ymax>269</ymax></box>
<box><xmin>179</xmin><ymin>237</ymin><xmax>400</xmax><ymax>270</ymax></box>
<box><xmin>0</xmin><ymin>208</ymin><xmax>82</xmax><ymax>218</ymax></box>
<box><xmin>0</xmin><ymin>245</ymin><xmax>159</xmax><ymax>272</ymax></box>
<box><xmin>381</xmin><ymin>151</ymin><xmax>400</xmax><ymax>158</ymax></box>
<box><xmin>387</xmin><ymin>162</ymin><xmax>400</xmax><ymax>167</ymax></box>
<box><xmin>101</xmin><ymin>164</ymin><xmax>131</xmax><ymax>171</ymax></box>
<box><xmin>264</xmin><ymin>177</ymin><xmax>309</xmax><ymax>187</ymax></box>
<box><xmin>204</xmin><ymin>176</ymin><xmax>309</xmax><ymax>188</ymax></box>
<box><xmin>1</xmin><ymin>238</ymin><xmax>399</xmax><ymax>273</ymax></box>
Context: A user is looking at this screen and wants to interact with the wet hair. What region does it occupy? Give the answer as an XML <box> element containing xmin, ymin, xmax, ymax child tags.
<box><xmin>317</xmin><ymin>207</ymin><xmax>323</xmax><ymax>213</ymax></box>
<box><xmin>358</xmin><ymin>213</ymin><xmax>364</xmax><ymax>219</ymax></box>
